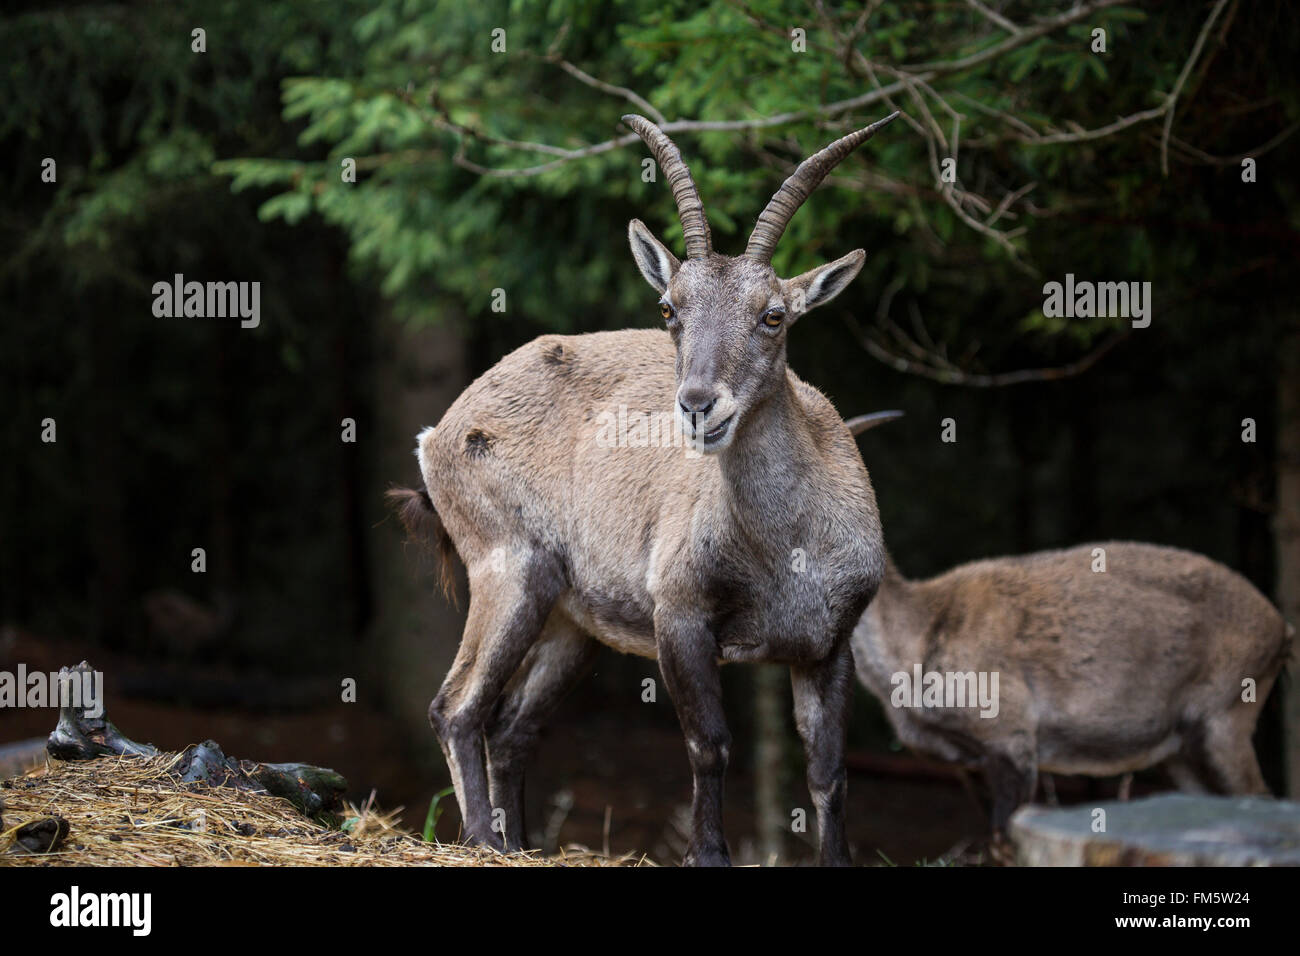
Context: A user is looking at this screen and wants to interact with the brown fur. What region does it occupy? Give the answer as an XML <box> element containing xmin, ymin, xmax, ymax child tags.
<box><xmin>852</xmin><ymin>542</ymin><xmax>1292</xmax><ymax>831</ymax></box>
<box><xmin>394</xmin><ymin>117</ymin><xmax>896</xmax><ymax>866</ymax></box>
<box><xmin>385</xmin><ymin>487</ymin><xmax>457</xmax><ymax>604</ymax></box>
<box><xmin>405</xmin><ymin>324</ymin><xmax>882</xmax><ymax>865</ymax></box>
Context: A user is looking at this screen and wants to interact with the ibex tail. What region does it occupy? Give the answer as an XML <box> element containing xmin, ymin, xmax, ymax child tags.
<box><xmin>386</xmin><ymin>486</ymin><xmax>459</xmax><ymax>606</ymax></box>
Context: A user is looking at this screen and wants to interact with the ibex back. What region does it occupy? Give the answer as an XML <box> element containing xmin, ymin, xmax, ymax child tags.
<box><xmin>391</xmin><ymin>113</ymin><xmax>898</xmax><ymax>866</ymax></box>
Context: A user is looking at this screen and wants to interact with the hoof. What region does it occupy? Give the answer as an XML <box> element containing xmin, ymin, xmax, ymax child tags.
<box><xmin>683</xmin><ymin>843</ymin><xmax>731</xmax><ymax>867</ymax></box>
<box><xmin>464</xmin><ymin>829</ymin><xmax>507</xmax><ymax>854</ymax></box>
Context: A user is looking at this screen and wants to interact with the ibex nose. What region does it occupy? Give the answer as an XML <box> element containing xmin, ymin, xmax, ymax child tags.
<box><xmin>677</xmin><ymin>385</ymin><xmax>716</xmax><ymax>418</ymax></box>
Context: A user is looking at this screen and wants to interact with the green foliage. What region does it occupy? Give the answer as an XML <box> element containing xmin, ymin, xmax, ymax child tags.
<box><xmin>210</xmin><ymin>0</ymin><xmax>1295</xmax><ymax>386</ymax></box>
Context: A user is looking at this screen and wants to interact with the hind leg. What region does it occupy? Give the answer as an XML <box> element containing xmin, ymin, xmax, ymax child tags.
<box><xmin>1199</xmin><ymin>710</ymin><xmax>1270</xmax><ymax>795</ymax></box>
<box><xmin>985</xmin><ymin>735</ymin><xmax>1038</xmax><ymax>835</ymax></box>
<box><xmin>428</xmin><ymin>548</ymin><xmax>564</xmax><ymax>849</ymax></box>
<box><xmin>485</xmin><ymin>614</ymin><xmax>597</xmax><ymax>851</ymax></box>
<box><xmin>1166</xmin><ymin>756</ymin><xmax>1209</xmax><ymax>794</ymax></box>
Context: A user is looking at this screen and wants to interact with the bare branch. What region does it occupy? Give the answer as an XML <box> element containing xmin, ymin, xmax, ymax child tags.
<box><xmin>546</xmin><ymin>56</ymin><xmax>669</xmax><ymax>127</ymax></box>
<box><xmin>851</xmin><ymin>309</ymin><xmax>1130</xmax><ymax>387</ymax></box>
<box><xmin>448</xmin><ymin>132</ymin><xmax>642</xmax><ymax>178</ymax></box>
<box><xmin>1160</xmin><ymin>0</ymin><xmax>1232</xmax><ymax>175</ymax></box>
<box><xmin>901</xmin><ymin>0</ymin><xmax>1127</xmax><ymax>73</ymax></box>
<box><xmin>852</xmin><ymin>256</ymin><xmax>1278</xmax><ymax>388</ymax></box>
<box><xmin>1163</xmin><ymin>121</ymin><xmax>1300</xmax><ymax>166</ymax></box>
<box><xmin>953</xmin><ymin>92</ymin><xmax>1044</xmax><ymax>140</ymax></box>
<box><xmin>432</xmin><ymin>80</ymin><xmax>918</xmax><ymax>176</ymax></box>
<box><xmin>1017</xmin><ymin>104</ymin><xmax>1169</xmax><ymax>146</ymax></box>
<box><xmin>963</xmin><ymin>0</ymin><xmax>1022</xmax><ymax>35</ymax></box>
<box><xmin>986</xmin><ymin>180</ymin><xmax>1037</xmax><ymax>228</ymax></box>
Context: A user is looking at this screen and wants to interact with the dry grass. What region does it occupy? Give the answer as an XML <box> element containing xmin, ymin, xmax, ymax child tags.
<box><xmin>0</xmin><ymin>754</ymin><xmax>653</xmax><ymax>867</ymax></box>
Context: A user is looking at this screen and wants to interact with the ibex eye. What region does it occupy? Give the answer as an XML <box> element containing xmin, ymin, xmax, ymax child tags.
<box><xmin>762</xmin><ymin>309</ymin><xmax>785</xmax><ymax>328</ymax></box>
<box><xmin>660</xmin><ymin>303</ymin><xmax>674</xmax><ymax>321</ymax></box>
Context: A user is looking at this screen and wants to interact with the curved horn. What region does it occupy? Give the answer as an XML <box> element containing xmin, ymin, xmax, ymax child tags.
<box><xmin>622</xmin><ymin>114</ymin><xmax>712</xmax><ymax>259</ymax></box>
<box><xmin>744</xmin><ymin>111</ymin><xmax>900</xmax><ymax>263</ymax></box>
<box><xmin>845</xmin><ymin>410</ymin><xmax>905</xmax><ymax>437</ymax></box>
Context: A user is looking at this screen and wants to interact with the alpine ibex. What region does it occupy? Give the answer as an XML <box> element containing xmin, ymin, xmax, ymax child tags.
<box><xmin>845</xmin><ymin>414</ymin><xmax>1293</xmax><ymax>834</ymax></box>
<box><xmin>390</xmin><ymin>112</ymin><xmax>899</xmax><ymax>866</ymax></box>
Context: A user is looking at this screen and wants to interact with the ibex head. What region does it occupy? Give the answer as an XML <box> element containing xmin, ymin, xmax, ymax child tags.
<box><xmin>624</xmin><ymin>111</ymin><xmax>898</xmax><ymax>452</ymax></box>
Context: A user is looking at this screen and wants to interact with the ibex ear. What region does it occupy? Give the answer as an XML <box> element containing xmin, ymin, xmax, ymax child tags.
<box><xmin>783</xmin><ymin>249</ymin><xmax>866</xmax><ymax>315</ymax></box>
<box><xmin>628</xmin><ymin>219</ymin><xmax>680</xmax><ymax>293</ymax></box>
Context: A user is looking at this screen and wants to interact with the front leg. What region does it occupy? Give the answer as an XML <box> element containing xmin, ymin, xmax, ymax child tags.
<box><xmin>790</xmin><ymin>637</ymin><xmax>854</xmax><ymax>866</ymax></box>
<box><xmin>655</xmin><ymin>611</ymin><xmax>731</xmax><ymax>867</ymax></box>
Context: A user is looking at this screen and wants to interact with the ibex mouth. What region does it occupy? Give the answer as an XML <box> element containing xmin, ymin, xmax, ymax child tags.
<box><xmin>701</xmin><ymin>415</ymin><xmax>734</xmax><ymax>447</ymax></box>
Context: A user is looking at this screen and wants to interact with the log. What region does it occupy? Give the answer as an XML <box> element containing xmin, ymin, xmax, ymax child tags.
<box><xmin>46</xmin><ymin>662</ymin><xmax>158</xmax><ymax>760</ymax></box>
<box><xmin>43</xmin><ymin>661</ymin><xmax>348</xmax><ymax>817</ymax></box>
<box><xmin>1010</xmin><ymin>794</ymin><xmax>1300</xmax><ymax>866</ymax></box>
<box><xmin>173</xmin><ymin>740</ymin><xmax>347</xmax><ymax>816</ymax></box>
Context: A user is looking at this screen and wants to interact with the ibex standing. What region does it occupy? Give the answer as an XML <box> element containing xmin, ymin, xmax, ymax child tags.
<box><xmin>390</xmin><ymin>113</ymin><xmax>898</xmax><ymax>865</ymax></box>
<box><xmin>847</xmin><ymin>411</ymin><xmax>1292</xmax><ymax>835</ymax></box>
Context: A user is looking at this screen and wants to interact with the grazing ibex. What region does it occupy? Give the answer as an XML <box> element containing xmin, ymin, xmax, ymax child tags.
<box><xmin>389</xmin><ymin>113</ymin><xmax>899</xmax><ymax>866</ymax></box>
<box><xmin>845</xmin><ymin>413</ymin><xmax>1293</xmax><ymax>833</ymax></box>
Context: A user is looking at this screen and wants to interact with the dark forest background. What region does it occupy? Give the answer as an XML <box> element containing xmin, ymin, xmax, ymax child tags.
<box><xmin>2</xmin><ymin>0</ymin><xmax>1298</xmax><ymax>864</ymax></box>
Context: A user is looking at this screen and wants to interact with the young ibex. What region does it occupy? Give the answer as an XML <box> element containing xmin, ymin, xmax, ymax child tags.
<box><xmin>390</xmin><ymin>113</ymin><xmax>898</xmax><ymax>866</ymax></box>
<box><xmin>845</xmin><ymin>415</ymin><xmax>1293</xmax><ymax>833</ymax></box>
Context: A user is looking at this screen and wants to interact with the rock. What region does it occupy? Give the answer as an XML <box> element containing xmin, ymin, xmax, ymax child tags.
<box><xmin>11</xmin><ymin>816</ymin><xmax>70</xmax><ymax>855</ymax></box>
<box><xmin>1011</xmin><ymin>793</ymin><xmax>1300</xmax><ymax>866</ymax></box>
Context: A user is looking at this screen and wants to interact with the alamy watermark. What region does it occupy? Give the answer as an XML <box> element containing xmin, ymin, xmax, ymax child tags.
<box><xmin>594</xmin><ymin>404</ymin><xmax>705</xmax><ymax>456</ymax></box>
<box><xmin>0</xmin><ymin>664</ymin><xmax>104</xmax><ymax>718</ymax></box>
<box><xmin>890</xmin><ymin>664</ymin><xmax>999</xmax><ymax>718</ymax></box>
<box><xmin>1042</xmin><ymin>273</ymin><xmax>1151</xmax><ymax>328</ymax></box>
<box><xmin>152</xmin><ymin>273</ymin><xmax>260</xmax><ymax>328</ymax></box>
<box><xmin>50</xmin><ymin>886</ymin><xmax>151</xmax><ymax>936</ymax></box>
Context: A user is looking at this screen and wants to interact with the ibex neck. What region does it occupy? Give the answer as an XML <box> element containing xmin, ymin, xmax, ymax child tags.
<box><xmin>882</xmin><ymin>551</ymin><xmax>909</xmax><ymax>587</ymax></box>
<box><xmin>876</xmin><ymin>551</ymin><xmax>913</xmax><ymax>603</ymax></box>
<box><xmin>866</xmin><ymin>551</ymin><xmax>929</xmax><ymax>659</ymax></box>
<box><xmin>717</xmin><ymin>379</ymin><xmax>812</xmax><ymax>521</ymax></box>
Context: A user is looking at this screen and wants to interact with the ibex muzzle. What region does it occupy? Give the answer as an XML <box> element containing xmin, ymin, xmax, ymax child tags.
<box><xmin>391</xmin><ymin>114</ymin><xmax>896</xmax><ymax>866</ymax></box>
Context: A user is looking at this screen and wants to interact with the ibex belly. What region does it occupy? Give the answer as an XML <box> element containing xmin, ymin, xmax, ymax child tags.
<box><xmin>1036</xmin><ymin>717</ymin><xmax>1185</xmax><ymax>776</ymax></box>
<box><xmin>557</xmin><ymin>590</ymin><xmax>658</xmax><ymax>659</ymax></box>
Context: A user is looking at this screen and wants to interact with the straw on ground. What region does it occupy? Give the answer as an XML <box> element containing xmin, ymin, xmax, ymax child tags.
<box><xmin>0</xmin><ymin>754</ymin><xmax>653</xmax><ymax>867</ymax></box>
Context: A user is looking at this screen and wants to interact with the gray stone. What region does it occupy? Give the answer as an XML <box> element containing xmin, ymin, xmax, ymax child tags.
<box><xmin>1010</xmin><ymin>794</ymin><xmax>1300</xmax><ymax>866</ymax></box>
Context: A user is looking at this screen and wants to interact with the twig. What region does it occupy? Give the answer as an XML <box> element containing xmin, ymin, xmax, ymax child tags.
<box><xmin>963</xmin><ymin>0</ymin><xmax>1022</xmax><ymax>35</ymax></box>
<box><xmin>431</xmin><ymin>81</ymin><xmax>914</xmax><ymax>177</ymax></box>
<box><xmin>546</xmin><ymin>56</ymin><xmax>669</xmax><ymax>127</ymax></box>
<box><xmin>1160</xmin><ymin>0</ymin><xmax>1232</xmax><ymax>175</ymax></box>
<box><xmin>901</xmin><ymin>0</ymin><xmax>1128</xmax><ymax>73</ymax></box>
<box><xmin>854</xmin><ymin>315</ymin><xmax>1129</xmax><ymax>387</ymax></box>
<box><xmin>1163</xmin><ymin>121</ymin><xmax>1300</xmax><ymax>166</ymax></box>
